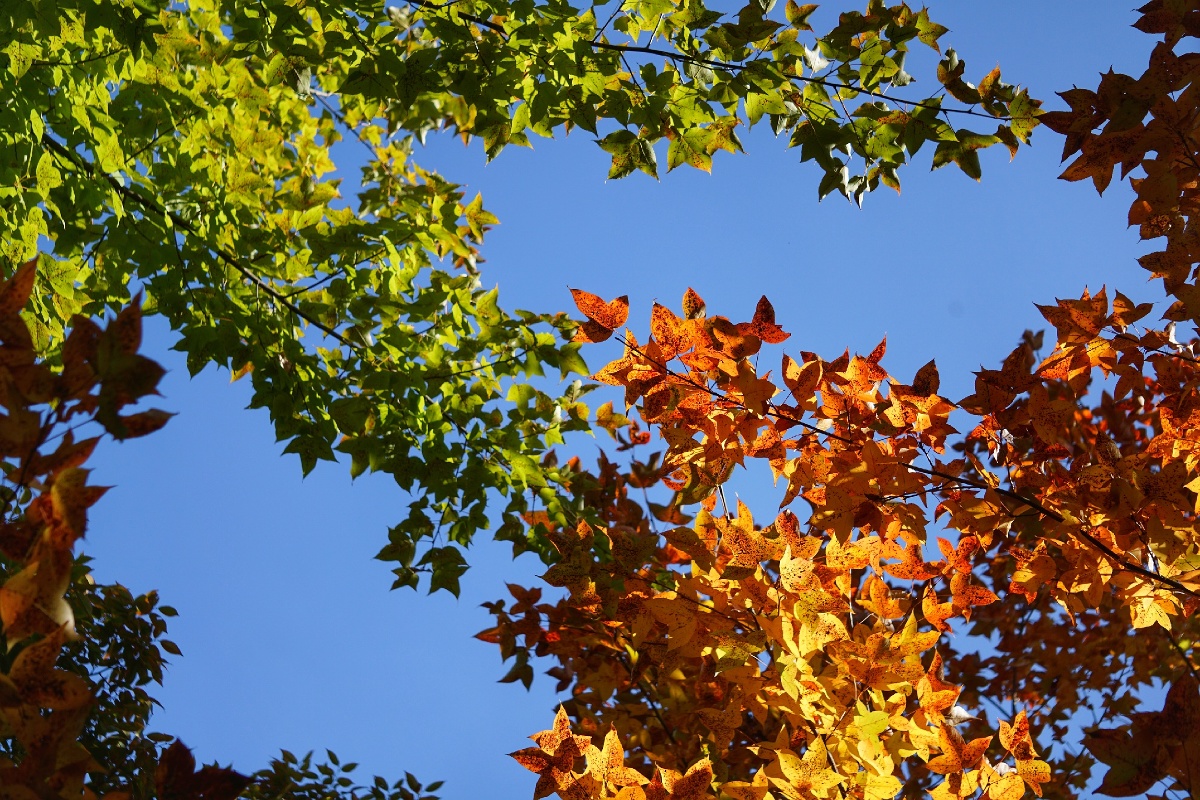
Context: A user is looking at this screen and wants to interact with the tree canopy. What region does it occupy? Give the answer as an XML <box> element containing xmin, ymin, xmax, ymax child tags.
<box><xmin>1</xmin><ymin>0</ymin><xmax>1199</xmax><ymax>799</ymax></box>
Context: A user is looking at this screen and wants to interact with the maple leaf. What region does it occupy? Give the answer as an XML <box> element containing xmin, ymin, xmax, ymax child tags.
<box><xmin>532</xmin><ymin>706</ymin><xmax>594</xmax><ymax>756</ymax></box>
<box><xmin>593</xmin><ymin>332</ymin><xmax>644</xmax><ymax>386</ymax></box>
<box><xmin>767</xmin><ymin>737</ymin><xmax>844</xmax><ymax>799</ymax></box>
<box><xmin>1015</xmin><ymin>758</ymin><xmax>1051</xmax><ymax>798</ymax></box>
<box><xmin>930</xmin><ymin>771</ymin><xmax>982</xmax><ymax>800</ymax></box>
<box><xmin>922</xmin><ymin>585</ymin><xmax>955</xmax><ymax>633</ymax></box>
<box><xmin>698</xmin><ymin>702</ymin><xmax>743</xmax><ymax>744</ymax></box>
<box><xmin>513</xmin><ymin>708</ymin><xmax>592</xmax><ymax>800</ymax></box>
<box><xmin>998</xmin><ymin>711</ymin><xmax>1038</xmax><ymax>761</ymax></box>
<box><xmin>587</xmin><ymin>727</ymin><xmax>648</xmax><ymax>788</ymax></box>
<box><xmin>884</xmin><ymin>541</ymin><xmax>939</xmax><ymax>581</ymax></box>
<box><xmin>718</xmin><ymin>500</ymin><xmax>777</xmax><ymax>574</ymax></box>
<box><xmin>651</xmin><ymin>302</ymin><xmax>689</xmax><ymax>359</ymax></box>
<box><xmin>779</xmin><ymin>546</ymin><xmax>817</xmax><ymax>593</ymax></box>
<box><xmin>858</xmin><ymin>574</ymin><xmax>907</xmax><ymax>620</ymax></box>
<box><xmin>918</xmin><ymin>652</ymin><xmax>961</xmax><ymax>720</ymax></box>
<box><xmin>571</xmin><ymin>289</ymin><xmax>630</xmax><ymax>343</ymax></box>
<box><xmin>1008</xmin><ymin>543</ymin><xmax>1056</xmax><ymax>603</ymax></box>
<box><xmin>719</xmin><ymin>775</ymin><xmax>770</xmax><ymax>800</ymax></box>
<box><xmin>156</xmin><ymin>740</ymin><xmax>253</xmax><ymax>800</ymax></box>
<box><xmin>979</xmin><ymin>761</ymin><xmax>1025</xmax><ymax>800</ymax></box>
<box><xmin>949</xmin><ymin>573</ymin><xmax>999</xmax><ymax>620</ymax></box>
<box><xmin>926</xmin><ymin>723</ymin><xmax>993</xmax><ymax>775</ymax></box>
<box><xmin>0</xmin><ymin>258</ymin><xmax>37</xmax><ymax>317</ymax></box>
<box><xmin>645</xmin><ymin>594</ymin><xmax>700</xmax><ymax>651</ymax></box>
<box><xmin>647</xmin><ymin>758</ymin><xmax>714</xmax><ymax>800</ymax></box>
<box><xmin>824</xmin><ymin>533</ymin><xmax>875</xmax><ymax>573</ymax></box>
<box><xmin>8</xmin><ymin>627</ymin><xmax>91</xmax><ymax>710</ymax></box>
<box><xmin>736</xmin><ymin>296</ymin><xmax>790</xmax><ymax>344</ymax></box>
<box><xmin>911</xmin><ymin>359</ymin><xmax>941</xmax><ymax>396</ymax></box>
<box><xmin>730</xmin><ymin>361</ymin><xmax>777</xmax><ymax>416</ymax></box>
<box><xmin>1035</xmin><ymin>287</ymin><xmax>1110</xmax><ymax>347</ymax></box>
<box><xmin>1085</xmin><ymin>726</ymin><xmax>1161</xmax><ymax>797</ymax></box>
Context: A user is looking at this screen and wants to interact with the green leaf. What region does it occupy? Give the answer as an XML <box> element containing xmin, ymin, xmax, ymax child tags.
<box><xmin>508</xmin><ymin>454</ymin><xmax>548</xmax><ymax>488</ymax></box>
<box><xmin>596</xmin><ymin>130</ymin><xmax>659</xmax><ymax>179</ymax></box>
<box><xmin>667</xmin><ymin>128</ymin><xmax>713</xmax><ymax>172</ymax></box>
<box><xmin>784</xmin><ymin>1</ymin><xmax>818</xmax><ymax>30</ymax></box>
<box><xmin>420</xmin><ymin>546</ymin><xmax>469</xmax><ymax>596</ymax></box>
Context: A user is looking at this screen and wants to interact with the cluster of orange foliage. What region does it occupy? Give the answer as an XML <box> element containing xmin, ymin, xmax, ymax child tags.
<box><xmin>0</xmin><ymin>262</ymin><xmax>248</xmax><ymax>799</ymax></box>
<box><xmin>485</xmin><ymin>3</ymin><xmax>1200</xmax><ymax>799</ymax></box>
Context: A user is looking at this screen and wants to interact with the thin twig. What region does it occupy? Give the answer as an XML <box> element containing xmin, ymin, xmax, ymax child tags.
<box><xmin>1164</xmin><ymin>626</ymin><xmax>1200</xmax><ymax>683</ymax></box>
<box><xmin>31</xmin><ymin>48</ymin><xmax>125</xmax><ymax>69</ymax></box>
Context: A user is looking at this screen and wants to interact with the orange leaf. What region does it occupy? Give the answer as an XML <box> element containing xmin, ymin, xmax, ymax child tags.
<box><xmin>514</xmin><ymin>708</ymin><xmax>592</xmax><ymax>800</ymax></box>
<box><xmin>0</xmin><ymin>553</ymin><xmax>75</xmax><ymax>641</ymax></box>
<box><xmin>884</xmin><ymin>542</ymin><xmax>938</xmax><ymax>581</ymax></box>
<box><xmin>50</xmin><ymin>467</ymin><xmax>108</xmax><ymax>543</ymax></box>
<box><xmin>654</xmin><ymin>758</ymin><xmax>714</xmax><ymax>800</ymax></box>
<box><xmin>587</xmin><ymin>727</ymin><xmax>648</xmax><ymax>788</ymax></box>
<box><xmin>781</xmin><ymin>355</ymin><xmax>821</xmax><ymax>402</ymax></box>
<box><xmin>646</xmin><ymin>595</ymin><xmax>699</xmax><ymax>650</ymax></box>
<box><xmin>110</xmin><ymin>293</ymin><xmax>145</xmax><ymax>355</ymax></box>
<box><xmin>0</xmin><ymin>259</ymin><xmax>37</xmax><ymax>317</ymax></box>
<box><xmin>1016</xmin><ymin>758</ymin><xmax>1050</xmax><ymax>797</ymax></box>
<box><xmin>651</xmin><ymin>303</ymin><xmax>687</xmax><ymax>358</ymax></box>
<box><xmin>999</xmin><ymin>712</ymin><xmax>1038</xmax><ymax>761</ymax></box>
<box><xmin>574</xmin><ymin>318</ymin><xmax>616</xmax><ymax>344</ymax></box>
<box><xmin>922</xmin><ymin>585</ymin><xmax>955</xmax><ymax>632</ymax></box>
<box><xmin>927</xmin><ymin>723</ymin><xmax>992</xmax><ymax>774</ymax></box>
<box><xmin>571</xmin><ymin>288</ymin><xmax>629</xmax><ymax>330</ymax></box>
<box><xmin>719</xmin><ymin>781</ymin><xmax>768</xmax><ymax>800</ymax></box>
<box><xmin>731</xmin><ymin>361</ymin><xmax>776</xmax><ymax>415</ymax></box>
<box><xmin>9</xmin><ymin>626</ymin><xmax>92</xmax><ymax>710</ymax></box>
<box><xmin>938</xmin><ymin>536</ymin><xmax>979</xmax><ymax>575</ymax></box>
<box><xmin>533</xmin><ymin>706</ymin><xmax>593</xmax><ymax>756</ymax></box>
<box><xmin>984</xmin><ymin>770</ymin><xmax>1025</xmax><ymax>800</ymax></box>
<box><xmin>736</xmin><ymin>296</ymin><xmax>790</xmax><ymax>344</ymax></box>
<box><xmin>950</xmin><ymin>573</ymin><xmax>999</xmax><ymax>618</ymax></box>
<box><xmin>918</xmin><ymin>652</ymin><xmax>961</xmax><ymax>719</ymax></box>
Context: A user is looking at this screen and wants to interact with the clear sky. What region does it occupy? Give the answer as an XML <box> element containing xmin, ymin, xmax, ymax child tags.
<box><xmin>83</xmin><ymin>3</ymin><xmax>1157</xmax><ymax>799</ymax></box>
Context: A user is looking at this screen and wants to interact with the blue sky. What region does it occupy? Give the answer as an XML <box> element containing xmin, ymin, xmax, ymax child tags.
<box><xmin>82</xmin><ymin>3</ymin><xmax>1159</xmax><ymax>798</ymax></box>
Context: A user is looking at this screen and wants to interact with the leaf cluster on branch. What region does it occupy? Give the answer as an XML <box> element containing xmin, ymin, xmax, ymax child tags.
<box><xmin>480</xmin><ymin>4</ymin><xmax>1200</xmax><ymax>798</ymax></box>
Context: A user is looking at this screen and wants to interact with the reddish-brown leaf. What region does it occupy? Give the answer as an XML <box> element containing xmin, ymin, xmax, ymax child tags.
<box><xmin>736</xmin><ymin>296</ymin><xmax>789</xmax><ymax>344</ymax></box>
<box><xmin>912</xmin><ymin>359</ymin><xmax>941</xmax><ymax>396</ymax></box>
<box><xmin>0</xmin><ymin>259</ymin><xmax>38</xmax><ymax>317</ymax></box>
<box><xmin>156</xmin><ymin>740</ymin><xmax>253</xmax><ymax>800</ymax></box>
<box><xmin>571</xmin><ymin>289</ymin><xmax>629</xmax><ymax>330</ymax></box>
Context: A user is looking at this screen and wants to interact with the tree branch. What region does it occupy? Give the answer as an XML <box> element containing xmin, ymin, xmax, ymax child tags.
<box><xmin>613</xmin><ymin>334</ymin><xmax>1200</xmax><ymax>602</ymax></box>
<box><xmin>31</xmin><ymin>48</ymin><xmax>125</xmax><ymax>69</ymax></box>
<box><xmin>407</xmin><ymin>0</ymin><xmax>1013</xmax><ymax>122</ymax></box>
<box><xmin>40</xmin><ymin>133</ymin><xmax>355</xmax><ymax>346</ymax></box>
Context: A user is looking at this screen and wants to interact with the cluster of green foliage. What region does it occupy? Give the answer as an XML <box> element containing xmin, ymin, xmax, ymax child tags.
<box><xmin>2</xmin><ymin>0</ymin><xmax>1033</xmax><ymax>590</ymax></box>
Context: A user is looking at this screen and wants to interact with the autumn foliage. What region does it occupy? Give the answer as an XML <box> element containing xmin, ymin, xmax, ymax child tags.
<box><xmin>486</xmin><ymin>4</ymin><xmax>1200</xmax><ymax>800</ymax></box>
<box><xmin>6</xmin><ymin>0</ymin><xmax>1200</xmax><ymax>796</ymax></box>
<box><xmin>0</xmin><ymin>261</ymin><xmax>250</xmax><ymax>798</ymax></box>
